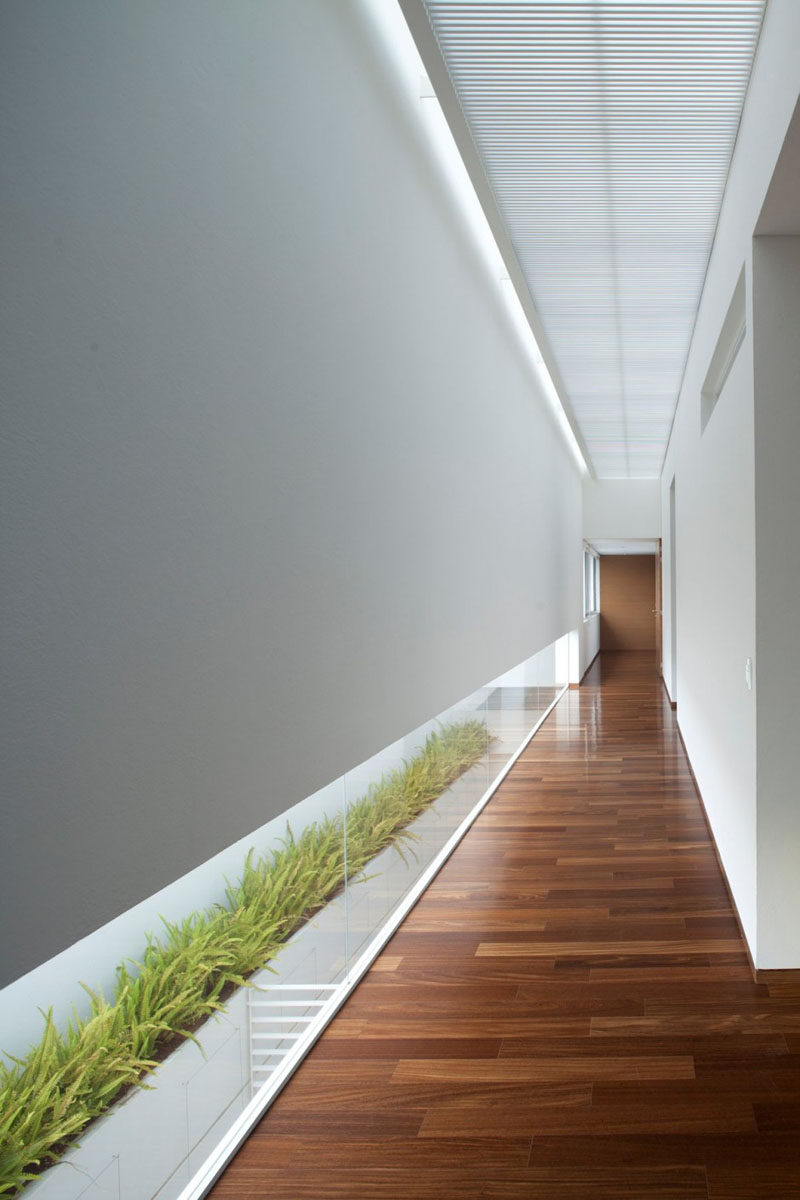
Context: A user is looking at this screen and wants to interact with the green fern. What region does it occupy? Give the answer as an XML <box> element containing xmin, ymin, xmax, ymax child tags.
<box><xmin>0</xmin><ymin>719</ymin><xmax>490</xmax><ymax>1195</ymax></box>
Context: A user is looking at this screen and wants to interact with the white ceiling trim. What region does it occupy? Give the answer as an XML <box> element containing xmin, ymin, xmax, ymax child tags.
<box><xmin>588</xmin><ymin>538</ymin><xmax>660</xmax><ymax>555</ymax></box>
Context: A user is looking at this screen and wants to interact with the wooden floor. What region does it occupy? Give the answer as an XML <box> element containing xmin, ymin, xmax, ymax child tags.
<box><xmin>211</xmin><ymin>652</ymin><xmax>800</xmax><ymax>1199</ymax></box>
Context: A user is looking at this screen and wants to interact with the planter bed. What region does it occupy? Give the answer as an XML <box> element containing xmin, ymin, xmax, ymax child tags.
<box><xmin>4</xmin><ymin>720</ymin><xmax>492</xmax><ymax>1198</ymax></box>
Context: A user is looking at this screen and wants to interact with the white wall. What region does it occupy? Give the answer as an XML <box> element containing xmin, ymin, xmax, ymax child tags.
<box><xmin>753</xmin><ymin>236</ymin><xmax>800</xmax><ymax>967</ymax></box>
<box><xmin>583</xmin><ymin>479</ymin><xmax>661</xmax><ymax>540</ymax></box>
<box><xmin>0</xmin><ymin>0</ymin><xmax>582</xmax><ymax>986</ymax></box>
<box><xmin>578</xmin><ymin>615</ymin><xmax>601</xmax><ymax>680</ymax></box>
<box><xmin>660</xmin><ymin>0</ymin><xmax>800</xmax><ymax>965</ymax></box>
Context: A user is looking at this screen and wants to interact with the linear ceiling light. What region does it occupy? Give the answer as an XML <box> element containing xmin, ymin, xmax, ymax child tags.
<box><xmin>360</xmin><ymin>0</ymin><xmax>590</xmax><ymax>475</ymax></box>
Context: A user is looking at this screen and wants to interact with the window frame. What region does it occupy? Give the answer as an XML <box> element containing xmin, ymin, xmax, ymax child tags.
<box><xmin>583</xmin><ymin>546</ymin><xmax>600</xmax><ymax>618</ymax></box>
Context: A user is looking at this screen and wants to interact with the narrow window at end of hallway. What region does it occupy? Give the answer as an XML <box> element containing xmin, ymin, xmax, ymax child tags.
<box><xmin>583</xmin><ymin>547</ymin><xmax>600</xmax><ymax>617</ymax></box>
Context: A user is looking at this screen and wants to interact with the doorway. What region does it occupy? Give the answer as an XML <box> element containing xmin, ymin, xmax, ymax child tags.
<box><xmin>669</xmin><ymin>477</ymin><xmax>677</xmax><ymax>700</ymax></box>
<box><xmin>655</xmin><ymin>539</ymin><xmax>663</xmax><ymax>672</ymax></box>
<box><xmin>598</xmin><ymin>553</ymin><xmax>658</xmax><ymax>651</ymax></box>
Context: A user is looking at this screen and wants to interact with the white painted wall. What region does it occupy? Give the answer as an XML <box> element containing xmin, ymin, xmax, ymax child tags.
<box><xmin>583</xmin><ymin>479</ymin><xmax>661</xmax><ymax>540</ymax></box>
<box><xmin>660</xmin><ymin>0</ymin><xmax>800</xmax><ymax>965</ymax></box>
<box><xmin>0</xmin><ymin>0</ymin><xmax>582</xmax><ymax>986</ymax></box>
<box><xmin>579</xmin><ymin>615</ymin><xmax>601</xmax><ymax>680</ymax></box>
<box><xmin>753</xmin><ymin>236</ymin><xmax>800</xmax><ymax>968</ymax></box>
<box><xmin>664</xmin><ymin>335</ymin><xmax>757</xmax><ymax>953</ymax></box>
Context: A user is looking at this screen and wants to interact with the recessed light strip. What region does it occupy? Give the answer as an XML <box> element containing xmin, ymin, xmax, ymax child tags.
<box><xmin>363</xmin><ymin>0</ymin><xmax>591</xmax><ymax>475</ymax></box>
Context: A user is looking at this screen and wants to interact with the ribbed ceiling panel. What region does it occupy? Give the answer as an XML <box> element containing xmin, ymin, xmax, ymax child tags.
<box><xmin>421</xmin><ymin>0</ymin><xmax>765</xmax><ymax>477</ymax></box>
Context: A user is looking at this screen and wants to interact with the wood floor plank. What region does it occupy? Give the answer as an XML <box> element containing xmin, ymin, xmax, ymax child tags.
<box><xmin>392</xmin><ymin>1055</ymin><xmax>695</xmax><ymax>1083</ymax></box>
<box><xmin>323</xmin><ymin>1015</ymin><xmax>593</xmax><ymax>1039</ymax></box>
<box><xmin>481</xmin><ymin>1166</ymin><xmax>709</xmax><ymax>1199</ymax></box>
<box><xmin>312</xmin><ymin>1035</ymin><xmax>503</xmax><ymax>1060</ymax></box>
<box><xmin>706</xmin><ymin>1167</ymin><xmax>800</xmax><ymax>1199</ymax></box>
<box><xmin>211</xmin><ymin>1169</ymin><xmax>486</xmax><ymax>1199</ymax></box>
<box><xmin>477</xmin><ymin>939</ymin><xmax>744</xmax><ymax>957</ymax></box>
<box><xmin>417</xmin><ymin>1098</ymin><xmax>756</xmax><ymax>1138</ymax></box>
<box><xmin>497</xmin><ymin>1034</ymin><xmax>789</xmax><ymax>1061</ymax></box>
<box><xmin>210</xmin><ymin>651</ymin><xmax>800</xmax><ymax>1198</ymax></box>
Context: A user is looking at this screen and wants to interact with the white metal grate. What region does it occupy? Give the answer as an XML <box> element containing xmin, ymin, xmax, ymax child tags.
<box><xmin>248</xmin><ymin>984</ymin><xmax>339</xmax><ymax>1097</ymax></box>
<box><xmin>419</xmin><ymin>0</ymin><xmax>765</xmax><ymax>477</ymax></box>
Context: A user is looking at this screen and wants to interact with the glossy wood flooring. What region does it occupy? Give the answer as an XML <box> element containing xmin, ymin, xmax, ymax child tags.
<box><xmin>211</xmin><ymin>652</ymin><xmax>800</xmax><ymax>1199</ymax></box>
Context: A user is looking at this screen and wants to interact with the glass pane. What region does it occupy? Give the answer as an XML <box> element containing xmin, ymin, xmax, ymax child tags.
<box><xmin>342</xmin><ymin>691</ymin><xmax>493</xmax><ymax>970</ymax></box>
<box><xmin>246</xmin><ymin>778</ymin><xmax>349</xmax><ymax>1100</ymax></box>
<box><xmin>17</xmin><ymin>639</ymin><xmax>568</xmax><ymax>1200</ymax></box>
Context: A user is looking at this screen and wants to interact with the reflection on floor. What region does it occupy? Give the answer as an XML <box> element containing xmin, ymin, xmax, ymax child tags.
<box><xmin>486</xmin><ymin>685</ymin><xmax>562</xmax><ymax>711</ymax></box>
<box><xmin>212</xmin><ymin>651</ymin><xmax>800</xmax><ymax>1200</ymax></box>
<box><xmin>246</xmin><ymin>679</ymin><xmax>565</xmax><ymax>1091</ymax></box>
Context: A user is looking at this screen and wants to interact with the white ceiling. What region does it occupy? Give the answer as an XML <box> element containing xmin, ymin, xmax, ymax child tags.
<box><xmin>411</xmin><ymin>0</ymin><xmax>765</xmax><ymax>479</ymax></box>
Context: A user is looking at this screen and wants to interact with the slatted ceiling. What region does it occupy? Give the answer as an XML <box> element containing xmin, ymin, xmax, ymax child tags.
<box><xmin>421</xmin><ymin>0</ymin><xmax>765</xmax><ymax>478</ymax></box>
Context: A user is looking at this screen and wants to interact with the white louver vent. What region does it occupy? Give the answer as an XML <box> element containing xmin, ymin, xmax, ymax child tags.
<box><xmin>419</xmin><ymin>0</ymin><xmax>765</xmax><ymax>477</ymax></box>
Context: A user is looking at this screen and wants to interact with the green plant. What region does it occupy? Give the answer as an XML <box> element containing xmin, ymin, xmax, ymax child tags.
<box><xmin>0</xmin><ymin>718</ymin><xmax>489</xmax><ymax>1195</ymax></box>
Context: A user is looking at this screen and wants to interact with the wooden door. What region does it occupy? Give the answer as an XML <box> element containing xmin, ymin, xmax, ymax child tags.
<box><xmin>599</xmin><ymin>555</ymin><xmax>657</xmax><ymax>651</ymax></box>
<box><xmin>655</xmin><ymin>540</ymin><xmax>663</xmax><ymax>672</ymax></box>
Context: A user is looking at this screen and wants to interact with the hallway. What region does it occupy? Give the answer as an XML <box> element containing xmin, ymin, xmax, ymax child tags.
<box><xmin>211</xmin><ymin>653</ymin><xmax>800</xmax><ymax>1199</ymax></box>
